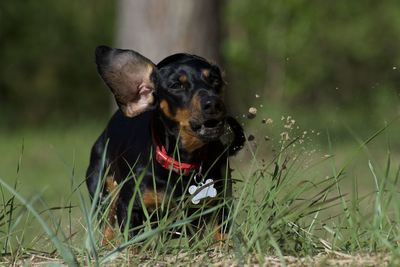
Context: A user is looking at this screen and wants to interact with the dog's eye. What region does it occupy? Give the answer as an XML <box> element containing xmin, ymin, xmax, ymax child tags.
<box><xmin>210</xmin><ymin>78</ymin><xmax>221</xmax><ymax>88</ymax></box>
<box><xmin>203</xmin><ymin>71</ymin><xmax>222</xmax><ymax>90</ymax></box>
<box><xmin>205</xmin><ymin>78</ymin><xmax>222</xmax><ymax>92</ymax></box>
<box><xmin>170</xmin><ymin>81</ymin><xmax>186</xmax><ymax>89</ymax></box>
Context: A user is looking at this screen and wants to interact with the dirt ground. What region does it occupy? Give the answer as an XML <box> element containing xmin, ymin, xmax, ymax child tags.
<box><xmin>4</xmin><ymin>251</ymin><xmax>392</xmax><ymax>266</ymax></box>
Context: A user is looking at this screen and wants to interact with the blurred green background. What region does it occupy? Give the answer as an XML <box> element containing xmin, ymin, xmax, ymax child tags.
<box><xmin>1</xmin><ymin>0</ymin><xmax>400</xmax><ymax>202</ymax></box>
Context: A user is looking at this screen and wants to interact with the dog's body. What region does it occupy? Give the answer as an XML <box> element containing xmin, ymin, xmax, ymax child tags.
<box><xmin>86</xmin><ymin>46</ymin><xmax>244</xmax><ymax>241</ymax></box>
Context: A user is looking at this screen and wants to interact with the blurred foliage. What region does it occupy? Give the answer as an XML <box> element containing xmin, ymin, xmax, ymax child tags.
<box><xmin>223</xmin><ymin>1</ymin><xmax>400</xmax><ymax>120</ymax></box>
<box><xmin>1</xmin><ymin>1</ymin><xmax>399</xmax><ymax>132</ymax></box>
<box><xmin>0</xmin><ymin>0</ymin><xmax>115</xmax><ymax>128</ymax></box>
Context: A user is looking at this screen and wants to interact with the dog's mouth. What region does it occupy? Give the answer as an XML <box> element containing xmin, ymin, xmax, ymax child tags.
<box><xmin>190</xmin><ymin>118</ymin><xmax>225</xmax><ymax>141</ymax></box>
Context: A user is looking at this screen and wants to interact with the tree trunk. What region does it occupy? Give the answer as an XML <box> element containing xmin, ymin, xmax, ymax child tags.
<box><xmin>116</xmin><ymin>0</ymin><xmax>221</xmax><ymax>64</ymax></box>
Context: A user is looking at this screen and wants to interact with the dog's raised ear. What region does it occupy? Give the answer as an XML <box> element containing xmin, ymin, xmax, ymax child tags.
<box><xmin>95</xmin><ymin>45</ymin><xmax>157</xmax><ymax>117</ymax></box>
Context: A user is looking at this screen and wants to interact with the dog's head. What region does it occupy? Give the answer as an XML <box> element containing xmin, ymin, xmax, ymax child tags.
<box><xmin>96</xmin><ymin>46</ymin><xmax>229</xmax><ymax>152</ymax></box>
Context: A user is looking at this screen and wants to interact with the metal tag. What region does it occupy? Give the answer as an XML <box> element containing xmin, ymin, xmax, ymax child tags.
<box><xmin>188</xmin><ymin>179</ymin><xmax>217</xmax><ymax>204</ymax></box>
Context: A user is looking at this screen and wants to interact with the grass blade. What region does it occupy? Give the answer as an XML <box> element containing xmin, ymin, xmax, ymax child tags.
<box><xmin>0</xmin><ymin>178</ymin><xmax>78</xmax><ymax>266</ymax></box>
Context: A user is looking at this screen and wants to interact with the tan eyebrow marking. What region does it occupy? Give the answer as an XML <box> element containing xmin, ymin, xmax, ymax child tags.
<box><xmin>178</xmin><ymin>74</ymin><xmax>188</xmax><ymax>83</ymax></box>
<box><xmin>202</xmin><ymin>69</ymin><xmax>210</xmax><ymax>78</ymax></box>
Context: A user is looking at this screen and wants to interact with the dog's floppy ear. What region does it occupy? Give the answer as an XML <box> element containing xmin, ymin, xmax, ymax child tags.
<box><xmin>95</xmin><ymin>45</ymin><xmax>157</xmax><ymax>117</ymax></box>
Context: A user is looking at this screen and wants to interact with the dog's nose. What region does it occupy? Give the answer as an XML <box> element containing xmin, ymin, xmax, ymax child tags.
<box><xmin>201</xmin><ymin>96</ymin><xmax>224</xmax><ymax>116</ymax></box>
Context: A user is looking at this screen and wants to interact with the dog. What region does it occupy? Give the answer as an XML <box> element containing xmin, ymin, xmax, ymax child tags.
<box><xmin>86</xmin><ymin>45</ymin><xmax>245</xmax><ymax>244</ymax></box>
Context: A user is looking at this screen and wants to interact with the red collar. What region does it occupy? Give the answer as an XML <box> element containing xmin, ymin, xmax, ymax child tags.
<box><xmin>152</xmin><ymin>125</ymin><xmax>200</xmax><ymax>175</ymax></box>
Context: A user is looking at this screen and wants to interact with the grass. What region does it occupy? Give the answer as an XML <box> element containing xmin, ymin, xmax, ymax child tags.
<box><xmin>1</xmin><ymin>115</ymin><xmax>400</xmax><ymax>266</ymax></box>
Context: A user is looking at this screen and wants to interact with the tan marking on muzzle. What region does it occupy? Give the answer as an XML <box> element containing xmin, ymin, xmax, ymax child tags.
<box><xmin>159</xmin><ymin>97</ymin><xmax>204</xmax><ymax>153</ymax></box>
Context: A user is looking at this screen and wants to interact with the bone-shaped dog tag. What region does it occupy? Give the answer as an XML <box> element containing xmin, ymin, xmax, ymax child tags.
<box><xmin>188</xmin><ymin>179</ymin><xmax>217</xmax><ymax>204</ymax></box>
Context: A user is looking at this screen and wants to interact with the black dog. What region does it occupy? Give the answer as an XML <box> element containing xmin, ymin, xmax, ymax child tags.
<box><xmin>86</xmin><ymin>46</ymin><xmax>245</xmax><ymax>243</ymax></box>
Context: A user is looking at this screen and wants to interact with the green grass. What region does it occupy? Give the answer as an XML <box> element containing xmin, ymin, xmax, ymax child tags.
<box><xmin>1</xmin><ymin>117</ymin><xmax>400</xmax><ymax>266</ymax></box>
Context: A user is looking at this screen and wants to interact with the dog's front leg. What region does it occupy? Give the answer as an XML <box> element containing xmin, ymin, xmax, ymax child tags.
<box><xmin>102</xmin><ymin>176</ymin><xmax>120</xmax><ymax>245</ymax></box>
